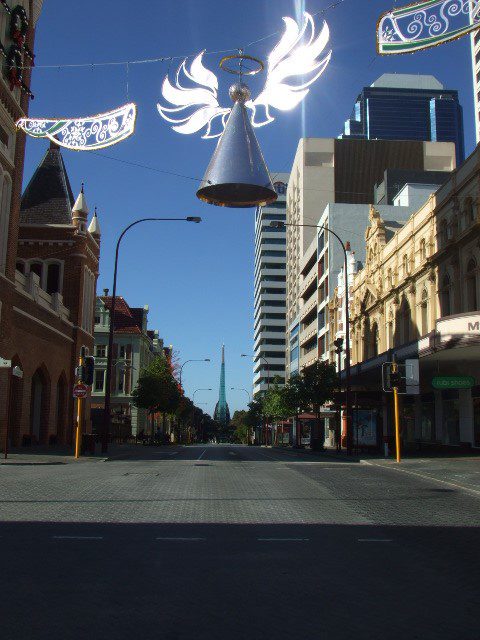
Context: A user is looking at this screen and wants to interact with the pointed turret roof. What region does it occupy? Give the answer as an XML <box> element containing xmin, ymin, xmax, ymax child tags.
<box><xmin>72</xmin><ymin>183</ymin><xmax>89</xmax><ymax>216</ymax></box>
<box><xmin>88</xmin><ymin>207</ymin><xmax>101</xmax><ymax>236</ymax></box>
<box><xmin>20</xmin><ymin>141</ymin><xmax>74</xmax><ymax>224</ymax></box>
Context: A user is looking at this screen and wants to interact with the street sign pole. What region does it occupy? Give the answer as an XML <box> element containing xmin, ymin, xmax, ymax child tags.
<box><xmin>74</xmin><ymin>348</ymin><xmax>86</xmax><ymax>459</ymax></box>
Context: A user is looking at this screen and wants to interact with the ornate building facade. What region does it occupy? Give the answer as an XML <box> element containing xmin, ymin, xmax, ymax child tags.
<box><xmin>347</xmin><ymin>146</ymin><xmax>480</xmax><ymax>450</ymax></box>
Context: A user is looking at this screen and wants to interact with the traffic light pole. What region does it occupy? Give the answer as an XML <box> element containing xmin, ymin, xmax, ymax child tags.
<box><xmin>75</xmin><ymin>348</ymin><xmax>85</xmax><ymax>459</ymax></box>
<box><xmin>392</xmin><ymin>363</ymin><xmax>401</xmax><ymax>463</ymax></box>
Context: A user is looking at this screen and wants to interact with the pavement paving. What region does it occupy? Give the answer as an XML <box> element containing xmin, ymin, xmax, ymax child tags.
<box><xmin>0</xmin><ymin>444</ymin><xmax>479</xmax><ymax>640</ymax></box>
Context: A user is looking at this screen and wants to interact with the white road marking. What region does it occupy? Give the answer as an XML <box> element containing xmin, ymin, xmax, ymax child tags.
<box><xmin>197</xmin><ymin>449</ymin><xmax>207</xmax><ymax>460</ymax></box>
<box><xmin>169</xmin><ymin>452</ymin><xmax>179</xmax><ymax>456</ymax></box>
<box><xmin>358</xmin><ymin>539</ymin><xmax>393</xmax><ymax>543</ymax></box>
<box><xmin>257</xmin><ymin>538</ymin><xmax>309</xmax><ymax>542</ymax></box>
<box><xmin>228</xmin><ymin>451</ymin><xmax>236</xmax><ymax>456</ymax></box>
<box><xmin>156</xmin><ymin>537</ymin><xmax>206</xmax><ymax>541</ymax></box>
<box><xmin>364</xmin><ymin>460</ymin><xmax>480</xmax><ymax>498</ymax></box>
<box><xmin>53</xmin><ymin>536</ymin><xmax>104</xmax><ymax>540</ymax></box>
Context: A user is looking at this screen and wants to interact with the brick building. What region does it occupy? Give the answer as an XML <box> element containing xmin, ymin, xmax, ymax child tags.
<box><xmin>0</xmin><ymin>137</ymin><xmax>101</xmax><ymax>447</ymax></box>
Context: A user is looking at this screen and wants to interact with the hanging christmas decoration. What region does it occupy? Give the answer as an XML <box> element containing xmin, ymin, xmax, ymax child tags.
<box><xmin>195</xmin><ymin>54</ymin><xmax>277</xmax><ymax>208</ymax></box>
<box><xmin>157</xmin><ymin>11</ymin><xmax>332</xmax><ymax>139</ymax></box>
<box><xmin>377</xmin><ymin>0</ymin><xmax>480</xmax><ymax>55</ymax></box>
<box><xmin>16</xmin><ymin>103</ymin><xmax>137</xmax><ymax>151</ymax></box>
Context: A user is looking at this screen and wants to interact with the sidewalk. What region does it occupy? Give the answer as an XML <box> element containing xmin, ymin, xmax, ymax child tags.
<box><xmin>0</xmin><ymin>444</ymin><xmax>105</xmax><ymax>465</ymax></box>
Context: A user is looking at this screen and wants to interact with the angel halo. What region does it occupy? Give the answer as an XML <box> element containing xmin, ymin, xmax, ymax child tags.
<box><xmin>157</xmin><ymin>11</ymin><xmax>332</xmax><ymax>139</ymax></box>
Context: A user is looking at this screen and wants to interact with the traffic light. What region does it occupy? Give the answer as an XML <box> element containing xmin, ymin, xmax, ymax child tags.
<box><xmin>390</xmin><ymin>370</ymin><xmax>402</xmax><ymax>388</ymax></box>
<box><xmin>84</xmin><ymin>356</ymin><xmax>95</xmax><ymax>386</ymax></box>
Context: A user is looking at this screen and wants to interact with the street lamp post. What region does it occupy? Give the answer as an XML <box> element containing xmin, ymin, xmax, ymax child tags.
<box><xmin>179</xmin><ymin>359</ymin><xmax>211</xmax><ymax>389</ymax></box>
<box><xmin>270</xmin><ymin>220</ymin><xmax>353</xmax><ymax>455</ymax></box>
<box><xmin>101</xmin><ymin>216</ymin><xmax>201</xmax><ymax>454</ymax></box>
<box><xmin>192</xmin><ymin>389</ymin><xmax>212</xmax><ymax>443</ymax></box>
<box><xmin>231</xmin><ymin>387</ymin><xmax>253</xmax><ymax>445</ymax></box>
<box><xmin>241</xmin><ymin>354</ymin><xmax>270</xmax><ymax>445</ymax></box>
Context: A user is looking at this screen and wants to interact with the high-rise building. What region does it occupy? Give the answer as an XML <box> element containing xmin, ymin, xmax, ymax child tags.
<box><xmin>286</xmin><ymin>138</ymin><xmax>456</xmax><ymax>380</ymax></box>
<box><xmin>470</xmin><ymin>26</ymin><xmax>480</xmax><ymax>143</ymax></box>
<box><xmin>341</xmin><ymin>74</ymin><xmax>465</xmax><ymax>165</ymax></box>
<box><xmin>214</xmin><ymin>345</ymin><xmax>230</xmax><ymax>427</ymax></box>
<box><xmin>253</xmin><ymin>176</ymin><xmax>289</xmax><ymax>396</ymax></box>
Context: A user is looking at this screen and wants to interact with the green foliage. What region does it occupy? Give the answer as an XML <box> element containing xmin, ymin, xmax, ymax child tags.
<box><xmin>245</xmin><ymin>399</ymin><xmax>263</xmax><ymax>427</ymax></box>
<box><xmin>132</xmin><ymin>355</ymin><xmax>181</xmax><ymax>415</ymax></box>
<box><xmin>296</xmin><ymin>361</ymin><xmax>337</xmax><ymax>414</ymax></box>
<box><xmin>262</xmin><ymin>377</ymin><xmax>296</xmax><ymax>419</ymax></box>
<box><xmin>233</xmin><ymin>423</ymin><xmax>249</xmax><ymax>444</ymax></box>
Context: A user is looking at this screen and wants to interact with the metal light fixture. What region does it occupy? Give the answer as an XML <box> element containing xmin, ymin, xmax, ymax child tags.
<box><xmin>196</xmin><ymin>54</ymin><xmax>277</xmax><ymax>208</ymax></box>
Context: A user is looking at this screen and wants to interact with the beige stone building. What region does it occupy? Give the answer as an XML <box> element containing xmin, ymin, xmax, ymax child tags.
<box><xmin>285</xmin><ymin>138</ymin><xmax>456</xmax><ymax>382</ymax></box>
<box><xmin>346</xmin><ymin>146</ymin><xmax>480</xmax><ymax>450</ymax></box>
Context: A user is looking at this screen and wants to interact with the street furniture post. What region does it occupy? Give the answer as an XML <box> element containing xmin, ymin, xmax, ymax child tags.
<box><xmin>392</xmin><ymin>363</ymin><xmax>401</xmax><ymax>463</ymax></box>
<box><xmin>75</xmin><ymin>348</ymin><xmax>86</xmax><ymax>459</ymax></box>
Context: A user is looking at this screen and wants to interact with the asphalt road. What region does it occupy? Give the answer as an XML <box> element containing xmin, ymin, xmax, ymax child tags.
<box><xmin>1</xmin><ymin>444</ymin><xmax>479</xmax><ymax>640</ymax></box>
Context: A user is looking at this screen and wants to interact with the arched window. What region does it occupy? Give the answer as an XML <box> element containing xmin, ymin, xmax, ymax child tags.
<box><xmin>29</xmin><ymin>262</ymin><xmax>43</xmax><ymax>280</ymax></box>
<box><xmin>451</xmin><ymin>215</ymin><xmax>459</xmax><ymax>238</ymax></box>
<box><xmin>402</xmin><ymin>300</ymin><xmax>411</xmax><ymax>343</ymax></box>
<box><xmin>420</xmin><ymin>239</ymin><xmax>427</xmax><ymax>262</ymax></box>
<box><xmin>421</xmin><ymin>289</ymin><xmax>429</xmax><ymax>336</ymax></box>
<box><xmin>466</xmin><ymin>259</ymin><xmax>478</xmax><ymax>312</ymax></box>
<box><xmin>46</xmin><ymin>263</ymin><xmax>61</xmax><ymax>295</ymax></box>
<box><xmin>441</xmin><ymin>274</ymin><xmax>452</xmax><ymax>317</ymax></box>
<box><xmin>440</xmin><ymin>219</ymin><xmax>448</xmax><ymax>246</ymax></box>
<box><xmin>16</xmin><ymin>261</ymin><xmax>25</xmax><ymax>274</ymax></box>
<box><xmin>387</xmin><ymin>313</ymin><xmax>394</xmax><ymax>349</ymax></box>
<box><xmin>465</xmin><ymin>197</ymin><xmax>475</xmax><ymax>223</ymax></box>
<box><xmin>0</xmin><ymin>167</ymin><xmax>6</xmax><ymax>274</ymax></box>
<box><xmin>371</xmin><ymin>322</ymin><xmax>378</xmax><ymax>358</ymax></box>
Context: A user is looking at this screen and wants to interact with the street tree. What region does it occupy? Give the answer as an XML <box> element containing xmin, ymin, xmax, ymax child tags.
<box><xmin>294</xmin><ymin>361</ymin><xmax>337</xmax><ymax>449</ymax></box>
<box><xmin>132</xmin><ymin>355</ymin><xmax>181</xmax><ymax>437</ymax></box>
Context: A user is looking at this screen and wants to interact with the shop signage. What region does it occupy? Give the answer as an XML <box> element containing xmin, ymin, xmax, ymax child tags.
<box><xmin>432</xmin><ymin>376</ymin><xmax>475</xmax><ymax>390</ymax></box>
<box><xmin>437</xmin><ymin>314</ymin><xmax>480</xmax><ymax>342</ymax></box>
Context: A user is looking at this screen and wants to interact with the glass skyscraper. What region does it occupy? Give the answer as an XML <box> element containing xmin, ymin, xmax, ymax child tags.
<box><xmin>341</xmin><ymin>74</ymin><xmax>465</xmax><ymax>165</ymax></box>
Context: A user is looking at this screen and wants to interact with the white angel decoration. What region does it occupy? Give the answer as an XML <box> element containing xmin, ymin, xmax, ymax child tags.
<box><xmin>157</xmin><ymin>12</ymin><xmax>332</xmax><ymax>139</ymax></box>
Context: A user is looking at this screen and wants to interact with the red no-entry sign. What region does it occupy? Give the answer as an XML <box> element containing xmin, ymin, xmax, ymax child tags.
<box><xmin>73</xmin><ymin>383</ymin><xmax>88</xmax><ymax>399</ymax></box>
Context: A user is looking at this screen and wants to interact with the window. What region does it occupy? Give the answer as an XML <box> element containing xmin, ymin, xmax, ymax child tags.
<box><xmin>466</xmin><ymin>259</ymin><xmax>478</xmax><ymax>312</ymax></box>
<box><xmin>440</xmin><ymin>219</ymin><xmax>448</xmax><ymax>245</ymax></box>
<box><xmin>441</xmin><ymin>274</ymin><xmax>452</xmax><ymax>316</ymax></box>
<box><xmin>16</xmin><ymin>261</ymin><xmax>24</xmax><ymax>274</ymax></box>
<box><xmin>403</xmin><ymin>255</ymin><xmax>409</xmax><ymax>276</ymax></box>
<box><xmin>0</xmin><ymin>170</ymin><xmax>11</xmax><ymax>274</ymax></box>
<box><xmin>94</xmin><ymin>315</ymin><xmax>101</xmax><ymax>325</ymax></box>
<box><xmin>420</xmin><ymin>289</ymin><xmax>429</xmax><ymax>336</ymax></box>
<box><xmin>119</xmin><ymin>345</ymin><xmax>126</xmax><ymax>358</ymax></box>
<box><xmin>117</xmin><ymin>370</ymin><xmax>124</xmax><ymax>393</ymax></box>
<box><xmin>420</xmin><ymin>239</ymin><xmax>427</xmax><ymax>262</ymax></box>
<box><xmin>387</xmin><ymin>316</ymin><xmax>394</xmax><ymax>349</ymax></box>
<box><xmin>46</xmin><ymin>263</ymin><xmax>61</xmax><ymax>295</ymax></box>
<box><xmin>29</xmin><ymin>262</ymin><xmax>42</xmax><ymax>280</ymax></box>
<box><xmin>94</xmin><ymin>370</ymin><xmax>105</xmax><ymax>392</ymax></box>
<box><xmin>95</xmin><ymin>344</ymin><xmax>106</xmax><ymax>358</ymax></box>
<box><xmin>465</xmin><ymin>197</ymin><xmax>475</xmax><ymax>223</ymax></box>
<box><xmin>387</xmin><ymin>268</ymin><xmax>393</xmax><ymax>288</ymax></box>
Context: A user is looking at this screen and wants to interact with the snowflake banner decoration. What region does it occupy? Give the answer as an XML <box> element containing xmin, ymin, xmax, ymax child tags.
<box><xmin>16</xmin><ymin>103</ymin><xmax>137</xmax><ymax>150</ymax></box>
<box><xmin>157</xmin><ymin>12</ymin><xmax>332</xmax><ymax>139</ymax></box>
<box><xmin>377</xmin><ymin>0</ymin><xmax>480</xmax><ymax>54</ymax></box>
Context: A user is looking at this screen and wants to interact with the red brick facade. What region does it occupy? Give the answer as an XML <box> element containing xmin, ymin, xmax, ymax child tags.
<box><xmin>0</xmin><ymin>2</ymin><xmax>101</xmax><ymax>449</ymax></box>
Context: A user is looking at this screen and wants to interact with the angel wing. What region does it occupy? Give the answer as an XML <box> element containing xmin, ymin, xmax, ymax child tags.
<box><xmin>248</xmin><ymin>12</ymin><xmax>332</xmax><ymax>127</ymax></box>
<box><xmin>157</xmin><ymin>51</ymin><xmax>230</xmax><ymax>139</ymax></box>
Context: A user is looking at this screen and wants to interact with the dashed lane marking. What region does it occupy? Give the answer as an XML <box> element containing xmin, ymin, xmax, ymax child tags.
<box><xmin>156</xmin><ymin>537</ymin><xmax>206</xmax><ymax>541</ymax></box>
<box><xmin>257</xmin><ymin>538</ymin><xmax>310</xmax><ymax>542</ymax></box>
<box><xmin>53</xmin><ymin>536</ymin><xmax>104</xmax><ymax>540</ymax></box>
<box><xmin>358</xmin><ymin>539</ymin><xmax>393</xmax><ymax>543</ymax></box>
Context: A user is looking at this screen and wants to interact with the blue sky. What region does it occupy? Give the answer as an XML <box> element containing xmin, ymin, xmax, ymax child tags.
<box><xmin>24</xmin><ymin>0</ymin><xmax>476</xmax><ymax>416</ymax></box>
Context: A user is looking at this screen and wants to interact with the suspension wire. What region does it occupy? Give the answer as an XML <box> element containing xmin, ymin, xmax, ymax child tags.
<box><xmin>90</xmin><ymin>151</ymin><xmax>207</xmax><ymax>183</ymax></box>
<box><xmin>17</xmin><ymin>1</ymin><xmax>350</xmax><ymax>70</ymax></box>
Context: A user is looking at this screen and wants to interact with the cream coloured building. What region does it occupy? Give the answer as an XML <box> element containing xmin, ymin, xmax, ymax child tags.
<box><xmin>347</xmin><ymin>145</ymin><xmax>480</xmax><ymax>450</ymax></box>
<box><xmin>285</xmin><ymin>137</ymin><xmax>456</xmax><ymax>382</ymax></box>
